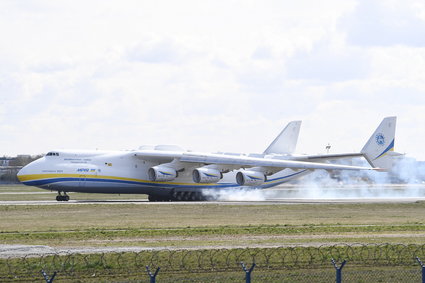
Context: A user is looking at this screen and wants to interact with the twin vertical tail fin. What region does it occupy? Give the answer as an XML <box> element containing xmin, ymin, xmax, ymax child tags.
<box><xmin>263</xmin><ymin>121</ymin><xmax>302</xmax><ymax>155</ymax></box>
<box><xmin>361</xmin><ymin>116</ymin><xmax>399</xmax><ymax>171</ymax></box>
<box><xmin>263</xmin><ymin>118</ymin><xmax>398</xmax><ymax>171</ymax></box>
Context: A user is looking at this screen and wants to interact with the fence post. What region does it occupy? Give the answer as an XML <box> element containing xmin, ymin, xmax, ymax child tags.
<box><xmin>416</xmin><ymin>257</ymin><xmax>425</xmax><ymax>283</ymax></box>
<box><xmin>146</xmin><ymin>265</ymin><xmax>160</xmax><ymax>283</ymax></box>
<box><xmin>241</xmin><ymin>262</ymin><xmax>256</xmax><ymax>283</ymax></box>
<box><xmin>40</xmin><ymin>270</ymin><xmax>57</xmax><ymax>283</ymax></box>
<box><xmin>331</xmin><ymin>259</ymin><xmax>346</xmax><ymax>283</ymax></box>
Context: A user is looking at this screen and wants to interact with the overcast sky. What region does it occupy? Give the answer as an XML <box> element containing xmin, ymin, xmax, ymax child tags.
<box><xmin>1</xmin><ymin>0</ymin><xmax>425</xmax><ymax>159</ymax></box>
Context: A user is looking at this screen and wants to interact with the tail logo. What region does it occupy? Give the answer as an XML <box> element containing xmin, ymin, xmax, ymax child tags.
<box><xmin>375</xmin><ymin>133</ymin><xmax>385</xmax><ymax>146</ymax></box>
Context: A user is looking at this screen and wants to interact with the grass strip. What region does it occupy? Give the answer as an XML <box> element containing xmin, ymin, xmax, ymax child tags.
<box><xmin>1</xmin><ymin>224</ymin><xmax>425</xmax><ymax>243</ymax></box>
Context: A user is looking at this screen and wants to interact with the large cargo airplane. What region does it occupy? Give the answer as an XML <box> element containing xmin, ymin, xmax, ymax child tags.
<box><xmin>17</xmin><ymin>117</ymin><xmax>398</xmax><ymax>201</ymax></box>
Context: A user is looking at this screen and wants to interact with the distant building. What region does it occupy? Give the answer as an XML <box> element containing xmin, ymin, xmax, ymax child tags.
<box><xmin>0</xmin><ymin>157</ymin><xmax>13</xmax><ymax>167</ymax></box>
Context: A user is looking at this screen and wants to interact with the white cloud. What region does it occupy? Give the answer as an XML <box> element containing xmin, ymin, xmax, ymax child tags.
<box><xmin>30</xmin><ymin>59</ymin><xmax>74</xmax><ymax>73</ymax></box>
<box><xmin>285</xmin><ymin>38</ymin><xmax>370</xmax><ymax>81</ymax></box>
<box><xmin>1</xmin><ymin>0</ymin><xmax>425</xmax><ymax>161</ymax></box>
<box><xmin>342</xmin><ymin>0</ymin><xmax>425</xmax><ymax>47</ymax></box>
<box><xmin>127</xmin><ymin>38</ymin><xmax>192</xmax><ymax>64</ymax></box>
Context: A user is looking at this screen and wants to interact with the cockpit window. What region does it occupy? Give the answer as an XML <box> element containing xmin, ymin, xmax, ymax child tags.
<box><xmin>46</xmin><ymin>152</ymin><xmax>59</xmax><ymax>156</ymax></box>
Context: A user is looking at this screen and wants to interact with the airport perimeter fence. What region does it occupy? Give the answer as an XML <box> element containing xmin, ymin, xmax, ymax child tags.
<box><xmin>2</xmin><ymin>243</ymin><xmax>425</xmax><ymax>282</ymax></box>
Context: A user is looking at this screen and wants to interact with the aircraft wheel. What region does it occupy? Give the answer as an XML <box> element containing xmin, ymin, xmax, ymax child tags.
<box><xmin>195</xmin><ymin>192</ymin><xmax>204</xmax><ymax>201</ymax></box>
<box><xmin>205</xmin><ymin>195</ymin><xmax>215</xmax><ymax>201</ymax></box>
<box><xmin>174</xmin><ymin>192</ymin><xmax>182</xmax><ymax>201</ymax></box>
<box><xmin>56</xmin><ymin>195</ymin><xmax>69</xmax><ymax>201</ymax></box>
<box><xmin>182</xmin><ymin>192</ymin><xmax>190</xmax><ymax>201</ymax></box>
<box><xmin>157</xmin><ymin>196</ymin><xmax>168</xmax><ymax>202</ymax></box>
<box><xmin>192</xmin><ymin>192</ymin><xmax>199</xmax><ymax>201</ymax></box>
<box><xmin>169</xmin><ymin>194</ymin><xmax>177</xmax><ymax>201</ymax></box>
<box><xmin>176</xmin><ymin>192</ymin><xmax>183</xmax><ymax>201</ymax></box>
<box><xmin>148</xmin><ymin>195</ymin><xmax>157</xmax><ymax>202</ymax></box>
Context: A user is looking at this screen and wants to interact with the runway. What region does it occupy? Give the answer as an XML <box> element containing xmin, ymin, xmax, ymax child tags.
<box><xmin>1</xmin><ymin>184</ymin><xmax>425</xmax><ymax>205</ymax></box>
<box><xmin>1</xmin><ymin>198</ymin><xmax>425</xmax><ymax>206</ymax></box>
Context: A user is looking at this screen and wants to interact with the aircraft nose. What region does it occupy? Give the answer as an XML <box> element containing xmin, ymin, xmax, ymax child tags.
<box><xmin>17</xmin><ymin>164</ymin><xmax>29</xmax><ymax>183</ymax></box>
<box><xmin>17</xmin><ymin>161</ymin><xmax>37</xmax><ymax>184</ymax></box>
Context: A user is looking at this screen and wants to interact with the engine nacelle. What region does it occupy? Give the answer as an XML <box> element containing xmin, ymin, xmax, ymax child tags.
<box><xmin>148</xmin><ymin>166</ymin><xmax>177</xmax><ymax>182</ymax></box>
<box><xmin>236</xmin><ymin>170</ymin><xmax>266</xmax><ymax>186</ymax></box>
<box><xmin>193</xmin><ymin>167</ymin><xmax>223</xmax><ymax>183</ymax></box>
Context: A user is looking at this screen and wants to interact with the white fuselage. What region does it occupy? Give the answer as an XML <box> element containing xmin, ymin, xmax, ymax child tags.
<box><xmin>17</xmin><ymin>149</ymin><xmax>309</xmax><ymax>196</ymax></box>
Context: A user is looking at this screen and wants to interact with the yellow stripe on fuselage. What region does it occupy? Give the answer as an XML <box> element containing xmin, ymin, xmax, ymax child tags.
<box><xmin>18</xmin><ymin>173</ymin><xmax>80</xmax><ymax>182</ymax></box>
<box><xmin>18</xmin><ymin>173</ymin><xmax>226</xmax><ymax>187</ymax></box>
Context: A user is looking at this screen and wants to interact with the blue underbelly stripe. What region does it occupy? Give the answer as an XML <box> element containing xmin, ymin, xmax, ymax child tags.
<box><xmin>22</xmin><ymin>177</ymin><xmax>240</xmax><ymax>189</ymax></box>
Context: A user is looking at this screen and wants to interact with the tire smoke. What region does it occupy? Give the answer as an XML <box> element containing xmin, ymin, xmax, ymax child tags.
<box><xmin>202</xmin><ymin>157</ymin><xmax>425</xmax><ymax>201</ymax></box>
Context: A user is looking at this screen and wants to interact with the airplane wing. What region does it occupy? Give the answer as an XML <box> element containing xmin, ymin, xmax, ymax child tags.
<box><xmin>134</xmin><ymin>150</ymin><xmax>377</xmax><ymax>171</ymax></box>
<box><xmin>179</xmin><ymin>152</ymin><xmax>376</xmax><ymax>171</ymax></box>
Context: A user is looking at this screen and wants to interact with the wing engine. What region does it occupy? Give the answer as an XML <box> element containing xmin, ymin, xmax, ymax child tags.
<box><xmin>148</xmin><ymin>165</ymin><xmax>177</xmax><ymax>182</ymax></box>
<box><xmin>236</xmin><ymin>170</ymin><xmax>266</xmax><ymax>186</ymax></box>
<box><xmin>192</xmin><ymin>167</ymin><xmax>223</xmax><ymax>183</ymax></box>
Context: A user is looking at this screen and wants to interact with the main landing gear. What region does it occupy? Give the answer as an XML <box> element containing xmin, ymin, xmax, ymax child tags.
<box><xmin>148</xmin><ymin>191</ymin><xmax>214</xmax><ymax>202</ymax></box>
<box><xmin>56</xmin><ymin>191</ymin><xmax>70</xmax><ymax>201</ymax></box>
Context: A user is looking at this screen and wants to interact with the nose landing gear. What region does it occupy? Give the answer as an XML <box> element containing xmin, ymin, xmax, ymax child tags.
<box><xmin>56</xmin><ymin>192</ymin><xmax>70</xmax><ymax>201</ymax></box>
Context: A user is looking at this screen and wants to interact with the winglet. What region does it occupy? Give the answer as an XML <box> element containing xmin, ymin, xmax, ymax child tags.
<box><xmin>263</xmin><ymin>121</ymin><xmax>302</xmax><ymax>155</ymax></box>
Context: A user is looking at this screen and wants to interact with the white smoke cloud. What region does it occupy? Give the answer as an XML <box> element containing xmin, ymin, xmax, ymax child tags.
<box><xmin>202</xmin><ymin>157</ymin><xmax>425</xmax><ymax>201</ymax></box>
<box><xmin>202</xmin><ymin>188</ymin><xmax>267</xmax><ymax>201</ymax></box>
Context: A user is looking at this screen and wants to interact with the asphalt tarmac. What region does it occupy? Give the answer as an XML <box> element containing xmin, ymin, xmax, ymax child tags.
<box><xmin>1</xmin><ymin>199</ymin><xmax>425</xmax><ymax>206</ymax></box>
